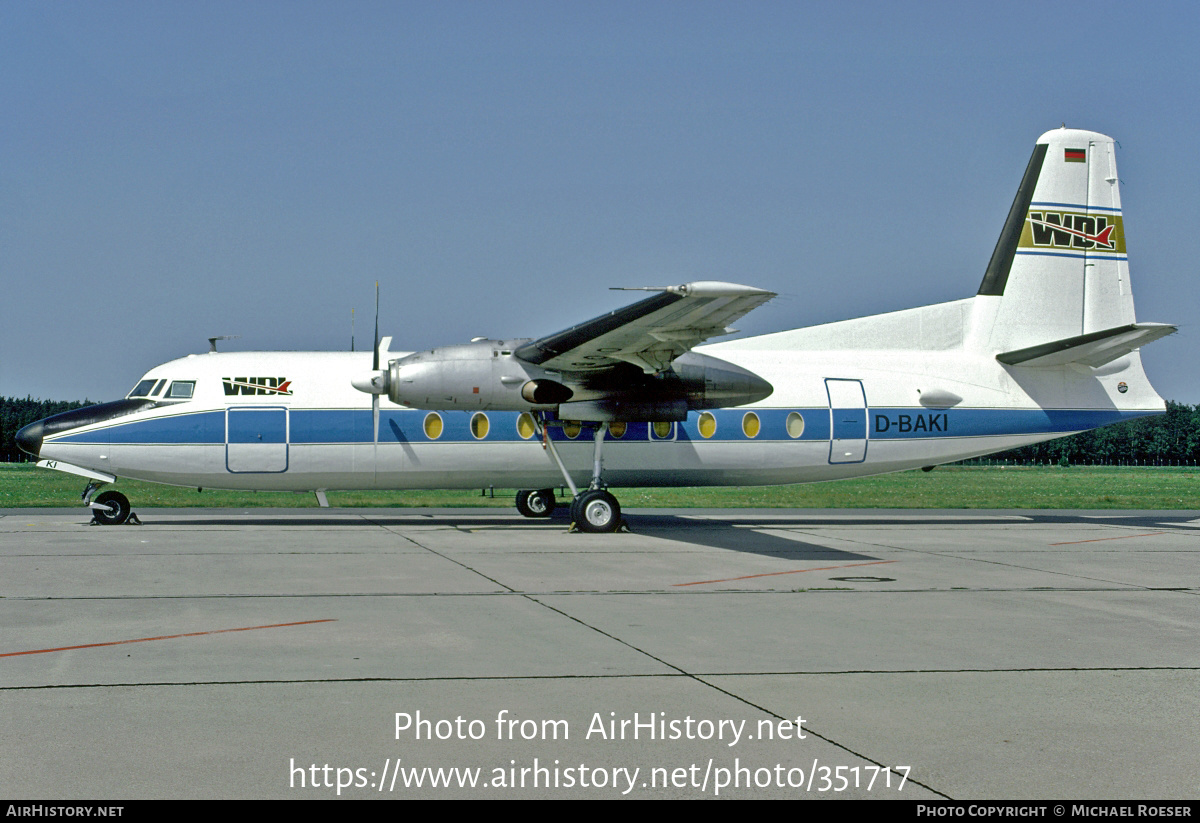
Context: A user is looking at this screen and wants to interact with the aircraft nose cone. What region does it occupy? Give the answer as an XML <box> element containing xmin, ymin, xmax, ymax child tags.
<box><xmin>15</xmin><ymin>421</ymin><xmax>44</xmax><ymax>458</ymax></box>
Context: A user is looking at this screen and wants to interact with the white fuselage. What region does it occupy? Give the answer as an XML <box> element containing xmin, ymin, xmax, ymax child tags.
<box><xmin>35</xmin><ymin>296</ymin><xmax>1164</xmax><ymax>493</ymax></box>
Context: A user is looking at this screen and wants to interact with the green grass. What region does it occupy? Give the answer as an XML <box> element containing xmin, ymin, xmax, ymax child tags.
<box><xmin>1</xmin><ymin>463</ymin><xmax>1197</xmax><ymax>509</ymax></box>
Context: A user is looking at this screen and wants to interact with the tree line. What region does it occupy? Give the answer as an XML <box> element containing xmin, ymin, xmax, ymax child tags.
<box><xmin>1</xmin><ymin>397</ymin><xmax>93</xmax><ymax>463</ymax></box>
<box><xmin>976</xmin><ymin>401</ymin><xmax>1200</xmax><ymax>466</ymax></box>
<box><xmin>3</xmin><ymin>395</ymin><xmax>1200</xmax><ymax>466</ymax></box>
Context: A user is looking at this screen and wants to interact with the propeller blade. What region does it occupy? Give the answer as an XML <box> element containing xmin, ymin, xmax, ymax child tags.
<box><xmin>373</xmin><ymin>281</ymin><xmax>381</xmax><ymax>444</ymax></box>
<box><xmin>373</xmin><ymin>281</ymin><xmax>380</xmax><ymax>372</ymax></box>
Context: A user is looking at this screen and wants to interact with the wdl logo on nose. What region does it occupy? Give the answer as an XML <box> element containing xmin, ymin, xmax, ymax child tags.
<box><xmin>222</xmin><ymin>377</ymin><xmax>294</xmax><ymax>396</ymax></box>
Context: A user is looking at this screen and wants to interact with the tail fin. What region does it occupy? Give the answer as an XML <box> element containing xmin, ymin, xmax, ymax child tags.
<box><xmin>969</xmin><ymin>127</ymin><xmax>1172</xmax><ymax>362</ymax></box>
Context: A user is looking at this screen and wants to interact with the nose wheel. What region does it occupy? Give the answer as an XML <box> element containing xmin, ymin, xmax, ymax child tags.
<box><xmin>91</xmin><ymin>490</ymin><xmax>132</xmax><ymax>525</ymax></box>
<box><xmin>80</xmin><ymin>481</ymin><xmax>138</xmax><ymax>525</ymax></box>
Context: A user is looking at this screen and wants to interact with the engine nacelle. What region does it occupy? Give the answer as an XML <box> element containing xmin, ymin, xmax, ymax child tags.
<box><xmin>556</xmin><ymin>352</ymin><xmax>773</xmax><ymax>421</ymax></box>
<box><xmin>385</xmin><ymin>339</ymin><xmax>566</xmax><ymax>411</ymax></box>
<box><xmin>378</xmin><ymin>340</ymin><xmax>772</xmax><ymax>420</ymax></box>
<box><xmin>675</xmin><ymin>351</ymin><xmax>775</xmax><ymax>409</ymax></box>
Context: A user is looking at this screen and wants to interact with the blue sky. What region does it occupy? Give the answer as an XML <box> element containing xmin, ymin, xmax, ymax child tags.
<box><xmin>3</xmin><ymin>1</ymin><xmax>1198</xmax><ymax>402</ymax></box>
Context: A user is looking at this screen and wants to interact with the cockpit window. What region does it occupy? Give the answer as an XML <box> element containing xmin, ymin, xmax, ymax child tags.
<box><xmin>127</xmin><ymin>379</ymin><xmax>157</xmax><ymax>398</ymax></box>
<box><xmin>151</xmin><ymin>379</ymin><xmax>166</xmax><ymax>396</ymax></box>
<box><xmin>166</xmin><ymin>381</ymin><xmax>195</xmax><ymax>399</ymax></box>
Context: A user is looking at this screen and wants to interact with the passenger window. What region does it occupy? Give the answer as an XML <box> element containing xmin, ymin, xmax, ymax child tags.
<box><xmin>423</xmin><ymin>413</ymin><xmax>443</xmax><ymax>439</ymax></box>
<box><xmin>470</xmin><ymin>412</ymin><xmax>490</xmax><ymax>439</ymax></box>
<box><xmin>127</xmin><ymin>379</ymin><xmax>156</xmax><ymax>398</ymax></box>
<box><xmin>742</xmin><ymin>412</ymin><xmax>761</xmax><ymax>438</ymax></box>
<box><xmin>167</xmin><ymin>381</ymin><xmax>196</xmax><ymax>399</ymax></box>
<box><xmin>516</xmin><ymin>413</ymin><xmax>536</xmax><ymax>440</ymax></box>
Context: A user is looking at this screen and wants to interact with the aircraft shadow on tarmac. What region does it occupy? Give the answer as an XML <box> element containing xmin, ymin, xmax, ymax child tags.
<box><xmin>622</xmin><ymin>513</ymin><xmax>876</xmax><ymax>560</ymax></box>
<box><xmin>118</xmin><ymin>510</ymin><xmax>879</xmax><ymax>561</ymax></box>
<box><xmin>617</xmin><ymin>511</ymin><xmax>1199</xmax><ymax>559</ymax></box>
<box><xmin>118</xmin><ymin>508</ymin><xmax>1199</xmax><ymax>561</ymax></box>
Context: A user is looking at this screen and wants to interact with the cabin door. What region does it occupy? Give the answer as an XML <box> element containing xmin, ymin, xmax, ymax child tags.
<box><xmin>825</xmin><ymin>378</ymin><xmax>867</xmax><ymax>464</ymax></box>
<box><xmin>226</xmin><ymin>407</ymin><xmax>289</xmax><ymax>473</ymax></box>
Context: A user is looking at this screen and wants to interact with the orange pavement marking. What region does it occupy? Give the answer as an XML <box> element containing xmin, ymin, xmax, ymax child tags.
<box><xmin>1051</xmin><ymin>532</ymin><xmax>1166</xmax><ymax>546</ymax></box>
<box><xmin>1</xmin><ymin>619</ymin><xmax>336</xmax><ymax>657</ymax></box>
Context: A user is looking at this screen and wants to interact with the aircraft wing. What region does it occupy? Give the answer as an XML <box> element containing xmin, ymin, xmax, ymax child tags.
<box><xmin>512</xmin><ymin>281</ymin><xmax>775</xmax><ymax>374</ymax></box>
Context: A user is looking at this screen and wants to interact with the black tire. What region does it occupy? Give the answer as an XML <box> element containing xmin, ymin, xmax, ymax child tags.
<box><xmin>572</xmin><ymin>489</ymin><xmax>621</xmax><ymax>533</ymax></box>
<box><xmin>93</xmin><ymin>490</ymin><xmax>131</xmax><ymax>526</ymax></box>
<box><xmin>516</xmin><ymin>488</ymin><xmax>556</xmax><ymax>518</ymax></box>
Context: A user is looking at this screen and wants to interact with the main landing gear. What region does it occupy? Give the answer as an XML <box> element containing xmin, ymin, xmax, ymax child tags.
<box><xmin>569</xmin><ymin>488</ymin><xmax>621</xmax><ymax>533</ymax></box>
<box><xmin>83</xmin><ymin>481</ymin><xmax>139</xmax><ymax>526</ymax></box>
<box><xmin>515</xmin><ymin>488</ymin><xmax>556</xmax><ymax>518</ymax></box>
<box><xmin>515</xmin><ymin>419</ymin><xmax>625</xmax><ymax>533</ymax></box>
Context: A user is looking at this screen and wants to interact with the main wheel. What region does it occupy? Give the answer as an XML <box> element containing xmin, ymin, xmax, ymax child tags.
<box><xmin>93</xmin><ymin>490</ymin><xmax>131</xmax><ymax>525</ymax></box>
<box><xmin>572</xmin><ymin>489</ymin><xmax>621</xmax><ymax>533</ymax></box>
<box><xmin>516</xmin><ymin>488</ymin><xmax>556</xmax><ymax>518</ymax></box>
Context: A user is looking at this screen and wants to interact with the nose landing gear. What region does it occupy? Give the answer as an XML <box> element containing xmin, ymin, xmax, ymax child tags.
<box><xmin>83</xmin><ymin>481</ymin><xmax>139</xmax><ymax>526</ymax></box>
<box><xmin>92</xmin><ymin>490</ymin><xmax>132</xmax><ymax>525</ymax></box>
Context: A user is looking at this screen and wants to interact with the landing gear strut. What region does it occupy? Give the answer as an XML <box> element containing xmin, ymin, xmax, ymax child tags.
<box><xmin>531</xmin><ymin>418</ymin><xmax>625</xmax><ymax>533</ymax></box>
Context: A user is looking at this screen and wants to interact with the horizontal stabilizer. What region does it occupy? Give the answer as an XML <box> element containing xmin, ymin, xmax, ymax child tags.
<box><xmin>996</xmin><ymin>322</ymin><xmax>1176</xmax><ymax>368</ymax></box>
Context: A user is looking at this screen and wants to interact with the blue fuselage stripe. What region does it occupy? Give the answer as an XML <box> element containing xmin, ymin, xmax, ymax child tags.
<box><xmin>44</xmin><ymin>406</ymin><xmax>1157</xmax><ymax>447</ymax></box>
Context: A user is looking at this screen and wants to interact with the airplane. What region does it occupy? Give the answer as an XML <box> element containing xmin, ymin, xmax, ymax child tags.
<box><xmin>15</xmin><ymin>128</ymin><xmax>1176</xmax><ymax>532</ymax></box>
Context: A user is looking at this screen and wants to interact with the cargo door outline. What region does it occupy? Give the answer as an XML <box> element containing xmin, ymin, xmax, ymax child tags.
<box><xmin>226</xmin><ymin>407</ymin><xmax>289</xmax><ymax>473</ymax></box>
<box><xmin>826</xmin><ymin>378</ymin><xmax>867</xmax><ymax>464</ymax></box>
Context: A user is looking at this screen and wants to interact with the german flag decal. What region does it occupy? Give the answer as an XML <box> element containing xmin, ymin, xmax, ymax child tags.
<box><xmin>1064</xmin><ymin>148</ymin><xmax>1086</xmax><ymax>163</ymax></box>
